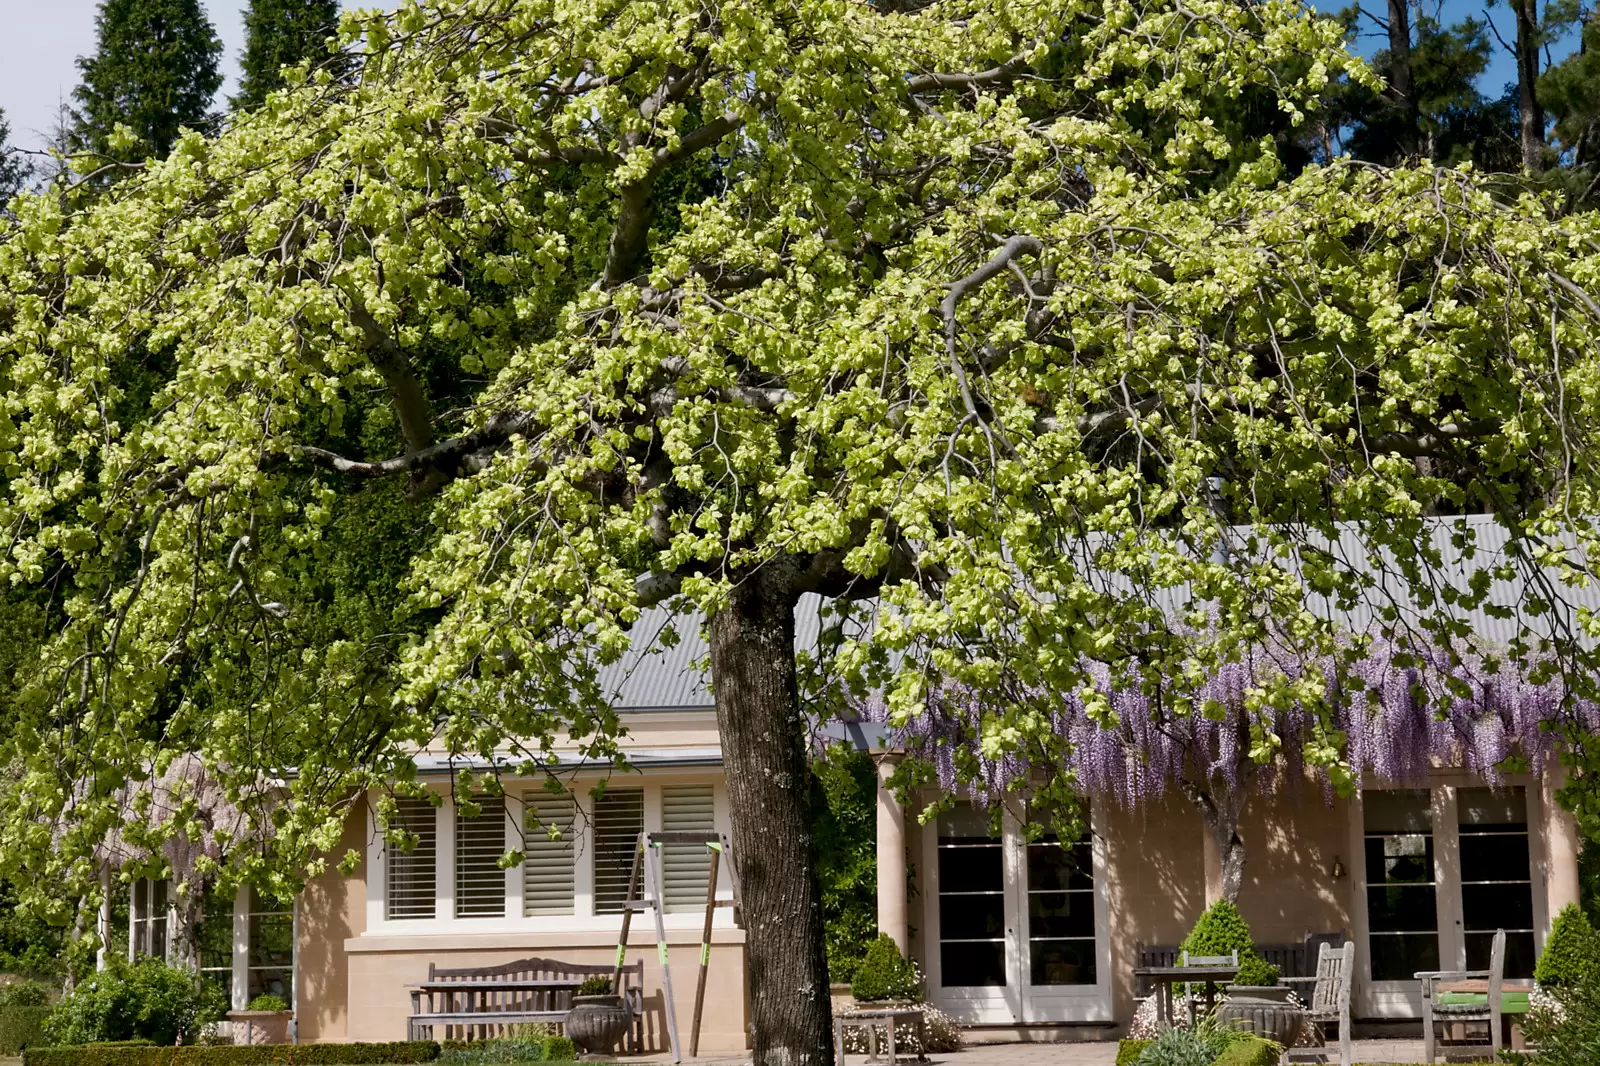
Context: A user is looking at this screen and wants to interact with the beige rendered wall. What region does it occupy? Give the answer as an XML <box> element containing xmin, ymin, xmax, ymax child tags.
<box><xmin>343</xmin><ymin>931</ymin><xmax>749</xmax><ymax>1052</ymax></box>
<box><xmin>1231</xmin><ymin>789</ymin><xmax>1355</xmax><ymax>945</ymax></box>
<box><xmin>1100</xmin><ymin>793</ymin><xmax>1209</xmax><ymax>1026</ymax></box>
<box><xmin>296</xmin><ymin>799</ymin><xmax>368</xmax><ymax>1043</ymax></box>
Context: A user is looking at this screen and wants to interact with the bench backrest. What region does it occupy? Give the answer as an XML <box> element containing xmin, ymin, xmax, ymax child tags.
<box><xmin>427</xmin><ymin>956</ymin><xmax>645</xmax><ymax>992</ymax></box>
<box><xmin>1179</xmin><ymin>950</ymin><xmax>1238</xmax><ymax>967</ymax></box>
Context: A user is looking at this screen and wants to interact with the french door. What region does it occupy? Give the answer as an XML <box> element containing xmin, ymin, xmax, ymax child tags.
<box><xmin>922</xmin><ymin>804</ymin><xmax>1112</xmax><ymax>1024</ymax></box>
<box><xmin>1357</xmin><ymin>785</ymin><xmax>1544</xmax><ymax>1018</ymax></box>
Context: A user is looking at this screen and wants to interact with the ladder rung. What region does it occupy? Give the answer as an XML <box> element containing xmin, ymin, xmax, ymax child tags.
<box><xmin>623</xmin><ymin>900</ymin><xmax>653</xmax><ymax>911</ymax></box>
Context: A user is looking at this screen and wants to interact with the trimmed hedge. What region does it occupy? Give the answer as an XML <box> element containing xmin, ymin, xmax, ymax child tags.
<box><xmin>23</xmin><ymin>1041</ymin><xmax>442</xmax><ymax>1066</ymax></box>
<box><xmin>1535</xmin><ymin>902</ymin><xmax>1600</xmax><ymax>989</ymax></box>
<box><xmin>1116</xmin><ymin>1035</ymin><xmax>1279</xmax><ymax>1066</ymax></box>
<box><xmin>1116</xmin><ymin>1038</ymin><xmax>1152</xmax><ymax>1065</ymax></box>
<box><xmin>1211</xmin><ymin>1036</ymin><xmax>1282</xmax><ymax>1066</ymax></box>
<box><xmin>0</xmin><ymin>1005</ymin><xmax>51</xmax><ymax>1053</ymax></box>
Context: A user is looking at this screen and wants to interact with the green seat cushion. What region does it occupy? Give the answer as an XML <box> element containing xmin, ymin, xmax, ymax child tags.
<box><xmin>1435</xmin><ymin>990</ymin><xmax>1530</xmax><ymax>1013</ymax></box>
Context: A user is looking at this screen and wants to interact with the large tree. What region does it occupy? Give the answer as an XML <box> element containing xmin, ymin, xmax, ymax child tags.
<box><xmin>0</xmin><ymin>109</ymin><xmax>29</xmax><ymax>202</ymax></box>
<box><xmin>233</xmin><ymin>0</ymin><xmax>346</xmax><ymax>112</ymax></box>
<box><xmin>8</xmin><ymin>1</ymin><xmax>1600</xmax><ymax>1062</ymax></box>
<box><xmin>72</xmin><ymin>0</ymin><xmax>222</xmax><ymax>165</ymax></box>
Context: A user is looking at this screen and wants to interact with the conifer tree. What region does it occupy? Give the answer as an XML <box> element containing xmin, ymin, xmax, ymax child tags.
<box><xmin>234</xmin><ymin>0</ymin><xmax>345</xmax><ymax>111</ymax></box>
<box><xmin>72</xmin><ymin>0</ymin><xmax>222</xmax><ymax>165</ymax></box>
<box><xmin>0</xmin><ymin>109</ymin><xmax>29</xmax><ymax>201</ymax></box>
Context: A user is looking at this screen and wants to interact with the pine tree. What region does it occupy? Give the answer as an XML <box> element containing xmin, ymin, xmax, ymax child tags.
<box><xmin>0</xmin><ymin>108</ymin><xmax>30</xmax><ymax>201</ymax></box>
<box><xmin>234</xmin><ymin>0</ymin><xmax>346</xmax><ymax>111</ymax></box>
<box><xmin>72</xmin><ymin>0</ymin><xmax>222</xmax><ymax>165</ymax></box>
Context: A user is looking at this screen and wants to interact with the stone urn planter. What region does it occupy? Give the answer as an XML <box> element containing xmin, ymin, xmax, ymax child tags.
<box><xmin>566</xmin><ymin>994</ymin><xmax>630</xmax><ymax>1059</ymax></box>
<box><xmin>1219</xmin><ymin>987</ymin><xmax>1304</xmax><ymax>1046</ymax></box>
<box><xmin>227</xmin><ymin>1010</ymin><xmax>292</xmax><ymax>1046</ymax></box>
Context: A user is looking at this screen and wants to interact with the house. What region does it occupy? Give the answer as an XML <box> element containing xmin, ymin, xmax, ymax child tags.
<box><xmin>109</xmin><ymin>520</ymin><xmax>1594</xmax><ymax>1049</ymax></box>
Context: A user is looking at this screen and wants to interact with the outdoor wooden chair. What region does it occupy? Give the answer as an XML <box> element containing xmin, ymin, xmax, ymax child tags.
<box><xmin>1417</xmin><ymin>928</ymin><xmax>1505</xmax><ymax>1063</ymax></box>
<box><xmin>1179</xmin><ymin>949</ymin><xmax>1239</xmax><ymax>1024</ymax></box>
<box><xmin>1286</xmin><ymin>941</ymin><xmax>1355</xmax><ymax>1066</ymax></box>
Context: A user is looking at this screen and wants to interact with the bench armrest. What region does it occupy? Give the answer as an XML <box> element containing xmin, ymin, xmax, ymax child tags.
<box><xmin>1414</xmin><ymin>970</ymin><xmax>1490</xmax><ymax>980</ymax></box>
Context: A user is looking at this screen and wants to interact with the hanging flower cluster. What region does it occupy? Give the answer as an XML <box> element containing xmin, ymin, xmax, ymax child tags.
<box><xmin>861</xmin><ymin>638</ymin><xmax>1599</xmax><ymax>807</ymax></box>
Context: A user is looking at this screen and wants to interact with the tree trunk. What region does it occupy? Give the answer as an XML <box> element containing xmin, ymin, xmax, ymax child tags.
<box><xmin>1516</xmin><ymin>0</ymin><xmax>1546</xmax><ymax>170</ymax></box>
<box><xmin>1387</xmin><ymin>0</ymin><xmax>1419</xmax><ymax>160</ymax></box>
<box><xmin>1181</xmin><ymin>776</ymin><xmax>1251</xmax><ymax>905</ymax></box>
<box><xmin>708</xmin><ymin>573</ymin><xmax>833</xmax><ymax>1066</ymax></box>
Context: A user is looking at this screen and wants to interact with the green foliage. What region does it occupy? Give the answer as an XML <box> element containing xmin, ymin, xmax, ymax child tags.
<box><xmin>243</xmin><ymin>995</ymin><xmax>287</xmax><ymax>1012</ymax></box>
<box><xmin>1208</xmin><ymin>1036</ymin><xmax>1282</xmax><ymax>1066</ymax></box>
<box><xmin>1181</xmin><ymin>901</ymin><xmax>1255</xmax><ymax>961</ymax></box>
<box><xmin>0</xmin><ymin>983</ymin><xmax>54</xmax><ymax>1008</ymax></box>
<box><xmin>573</xmin><ymin>977</ymin><xmax>611</xmax><ymax>997</ymax></box>
<box><xmin>234</xmin><ymin>0</ymin><xmax>346</xmax><ymax>111</ymax></box>
<box><xmin>0</xmin><ymin>1006</ymin><xmax>51</xmax><ymax>1054</ymax></box>
<box><xmin>811</xmin><ymin>746</ymin><xmax>878</xmax><ymax>984</ymax></box>
<box><xmin>1117</xmin><ymin>1039</ymin><xmax>1153</xmax><ymax>1066</ymax></box>
<box><xmin>23</xmin><ymin>1042</ymin><xmax>442</xmax><ymax>1066</ymax></box>
<box><xmin>42</xmin><ymin>958</ymin><xmax>226</xmax><ymax>1047</ymax></box>
<box><xmin>0</xmin><ymin>109</ymin><xmax>30</xmax><ymax>202</ymax></box>
<box><xmin>439</xmin><ymin>1031</ymin><xmax>576</xmax><ymax>1064</ymax></box>
<box><xmin>1232</xmin><ymin>955</ymin><xmax>1280</xmax><ymax>988</ymax></box>
<box><xmin>72</xmin><ymin>0</ymin><xmax>222</xmax><ymax>164</ymax></box>
<box><xmin>849</xmin><ymin>934</ymin><xmax>921</xmax><ymax>1002</ymax></box>
<box><xmin>1523</xmin><ymin>979</ymin><xmax>1600</xmax><ymax>1066</ymax></box>
<box><xmin>1536</xmin><ymin>903</ymin><xmax>1600</xmax><ymax>989</ymax></box>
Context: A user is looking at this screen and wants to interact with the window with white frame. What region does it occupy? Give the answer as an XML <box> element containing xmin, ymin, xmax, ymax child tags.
<box><xmin>661</xmin><ymin>784</ymin><xmax>716</xmax><ymax>912</ymax></box>
<box><xmin>523</xmin><ymin>791</ymin><xmax>577</xmax><ymax>916</ymax></box>
<box><xmin>456</xmin><ymin>795</ymin><xmax>508</xmax><ymax>918</ymax></box>
<box><xmin>594</xmin><ymin>788</ymin><xmax>645</xmax><ymax>914</ymax></box>
<box><xmin>130</xmin><ymin>879</ymin><xmax>170</xmax><ymax>961</ymax></box>
<box><xmin>386</xmin><ymin>797</ymin><xmax>439</xmax><ymax>920</ymax></box>
<box><xmin>246</xmin><ymin>887</ymin><xmax>294</xmax><ymax>1007</ymax></box>
<box><xmin>195</xmin><ymin>885</ymin><xmax>234</xmax><ymax>1003</ymax></box>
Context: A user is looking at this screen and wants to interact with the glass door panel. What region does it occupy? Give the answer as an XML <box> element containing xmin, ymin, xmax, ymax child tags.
<box><xmin>1458</xmin><ymin>788</ymin><xmax>1536</xmax><ymax>979</ymax></box>
<box><xmin>1024</xmin><ymin>834</ymin><xmax>1096</xmax><ymax>987</ymax></box>
<box><xmin>1364</xmin><ymin>790</ymin><xmax>1440</xmax><ymax>981</ymax></box>
<box><xmin>936</xmin><ymin>807</ymin><xmax>1006</xmax><ymax>987</ymax></box>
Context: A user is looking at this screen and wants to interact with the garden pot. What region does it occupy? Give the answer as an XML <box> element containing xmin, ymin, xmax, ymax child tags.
<box><xmin>1217</xmin><ymin>992</ymin><xmax>1304</xmax><ymax>1046</ymax></box>
<box><xmin>1225</xmin><ymin>984</ymin><xmax>1293</xmax><ymax>1004</ymax></box>
<box><xmin>565</xmin><ymin>994</ymin><xmax>630</xmax><ymax>1058</ymax></box>
<box><xmin>227</xmin><ymin>1010</ymin><xmax>292</xmax><ymax>1046</ymax></box>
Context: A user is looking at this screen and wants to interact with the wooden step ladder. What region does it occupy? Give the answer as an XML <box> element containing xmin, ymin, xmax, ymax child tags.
<box><xmin>613</xmin><ymin>830</ymin><xmax>744</xmax><ymax>1062</ymax></box>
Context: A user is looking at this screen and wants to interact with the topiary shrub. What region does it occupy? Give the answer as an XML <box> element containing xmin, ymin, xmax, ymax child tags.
<box><xmin>243</xmin><ymin>995</ymin><xmax>287</xmax><ymax>1013</ymax></box>
<box><xmin>1536</xmin><ymin>903</ymin><xmax>1600</xmax><ymax>990</ymax></box>
<box><xmin>1181</xmin><ymin>900</ymin><xmax>1255</xmax><ymax>961</ymax></box>
<box><xmin>574</xmin><ymin>976</ymin><xmax>612</xmax><ymax>998</ymax></box>
<box><xmin>1231</xmin><ymin>955</ymin><xmax>1280</xmax><ymax>988</ymax></box>
<box><xmin>539</xmin><ymin>1034</ymin><xmax>576</xmax><ymax>1062</ymax></box>
<box><xmin>42</xmin><ymin>958</ymin><xmax>226</xmax><ymax>1047</ymax></box>
<box><xmin>1116</xmin><ymin>1039</ymin><xmax>1153</xmax><ymax>1066</ymax></box>
<box><xmin>848</xmin><ymin>934</ymin><xmax>921</xmax><ymax>1002</ymax></box>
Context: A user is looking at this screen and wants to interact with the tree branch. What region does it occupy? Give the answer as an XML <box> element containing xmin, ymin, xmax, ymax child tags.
<box><xmin>294</xmin><ymin>410</ymin><xmax>534</xmax><ymax>481</ymax></box>
<box><xmin>907</xmin><ymin>49</ymin><xmax>1036</xmax><ymax>94</ymax></box>
<box><xmin>345</xmin><ymin>300</ymin><xmax>435</xmax><ymax>455</ymax></box>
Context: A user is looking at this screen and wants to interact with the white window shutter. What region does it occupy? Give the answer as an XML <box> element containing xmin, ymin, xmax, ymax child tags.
<box><xmin>523</xmin><ymin>792</ymin><xmax>577</xmax><ymax>916</ymax></box>
<box><xmin>661</xmin><ymin>785</ymin><xmax>716</xmax><ymax>912</ymax></box>
<box><xmin>385</xmin><ymin>797</ymin><xmax>438</xmax><ymax>921</ymax></box>
<box><xmin>593</xmin><ymin>789</ymin><xmax>644</xmax><ymax>914</ymax></box>
<box><xmin>455</xmin><ymin>795</ymin><xmax>508</xmax><ymax>918</ymax></box>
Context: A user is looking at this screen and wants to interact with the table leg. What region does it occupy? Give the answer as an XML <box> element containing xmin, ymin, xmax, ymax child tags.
<box><xmin>888</xmin><ymin>1016</ymin><xmax>898</xmax><ymax>1066</ymax></box>
<box><xmin>1157</xmin><ymin>982</ymin><xmax>1171</xmax><ymax>1029</ymax></box>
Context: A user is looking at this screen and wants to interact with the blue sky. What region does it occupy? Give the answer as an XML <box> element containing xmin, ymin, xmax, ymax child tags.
<box><xmin>0</xmin><ymin>1</ymin><xmax>1583</xmax><ymax>157</ymax></box>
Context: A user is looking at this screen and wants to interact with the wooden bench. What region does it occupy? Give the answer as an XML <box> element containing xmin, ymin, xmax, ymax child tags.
<box><xmin>407</xmin><ymin>956</ymin><xmax>646</xmax><ymax>1050</ymax></box>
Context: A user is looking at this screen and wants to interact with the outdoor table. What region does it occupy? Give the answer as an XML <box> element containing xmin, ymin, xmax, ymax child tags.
<box><xmin>833</xmin><ymin>1006</ymin><xmax>926</xmax><ymax>1065</ymax></box>
<box><xmin>1434</xmin><ymin>979</ymin><xmax>1533</xmax><ymax>1050</ymax></box>
<box><xmin>1131</xmin><ymin>964</ymin><xmax>1240</xmax><ymax>1028</ymax></box>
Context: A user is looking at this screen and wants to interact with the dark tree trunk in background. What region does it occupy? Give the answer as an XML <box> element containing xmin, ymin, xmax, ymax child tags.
<box><xmin>1516</xmin><ymin>0</ymin><xmax>1547</xmax><ymax>169</ymax></box>
<box><xmin>708</xmin><ymin>572</ymin><xmax>833</xmax><ymax>1066</ymax></box>
<box><xmin>1387</xmin><ymin>0</ymin><xmax>1419</xmax><ymax>160</ymax></box>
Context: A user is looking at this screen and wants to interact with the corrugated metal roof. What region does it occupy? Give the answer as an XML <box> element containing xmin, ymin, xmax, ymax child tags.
<box><xmin>600</xmin><ymin>516</ymin><xmax>1600</xmax><ymax>713</ymax></box>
